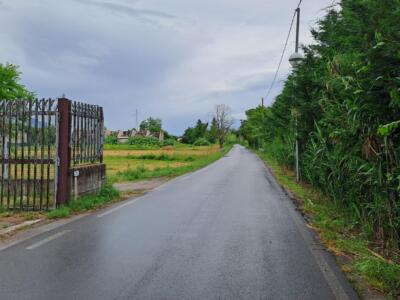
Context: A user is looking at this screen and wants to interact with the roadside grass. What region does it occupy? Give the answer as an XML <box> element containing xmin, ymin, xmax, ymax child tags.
<box><xmin>256</xmin><ymin>150</ymin><xmax>400</xmax><ymax>298</ymax></box>
<box><xmin>47</xmin><ymin>207</ymin><xmax>70</xmax><ymax>219</ymax></box>
<box><xmin>48</xmin><ymin>183</ymin><xmax>120</xmax><ymax>219</ymax></box>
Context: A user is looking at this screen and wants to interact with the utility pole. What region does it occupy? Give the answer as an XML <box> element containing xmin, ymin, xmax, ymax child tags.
<box><xmin>289</xmin><ymin>7</ymin><xmax>302</xmax><ymax>182</ymax></box>
<box><xmin>135</xmin><ymin>109</ymin><xmax>138</xmax><ymax>130</ymax></box>
<box><xmin>295</xmin><ymin>8</ymin><xmax>300</xmax><ymax>53</ymax></box>
<box><xmin>294</xmin><ymin>7</ymin><xmax>301</xmax><ymax>182</ymax></box>
<box><xmin>261</xmin><ymin>97</ymin><xmax>264</xmax><ymax>107</ymax></box>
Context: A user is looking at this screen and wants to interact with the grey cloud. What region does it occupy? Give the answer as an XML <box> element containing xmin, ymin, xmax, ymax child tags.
<box><xmin>74</xmin><ymin>0</ymin><xmax>177</xmax><ymax>22</ymax></box>
<box><xmin>0</xmin><ymin>0</ymin><xmax>334</xmax><ymax>134</ymax></box>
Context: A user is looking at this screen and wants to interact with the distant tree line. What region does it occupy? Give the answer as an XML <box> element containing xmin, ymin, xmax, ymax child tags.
<box><xmin>182</xmin><ymin>104</ymin><xmax>234</xmax><ymax>147</ymax></box>
<box><xmin>182</xmin><ymin>119</ymin><xmax>216</xmax><ymax>145</ymax></box>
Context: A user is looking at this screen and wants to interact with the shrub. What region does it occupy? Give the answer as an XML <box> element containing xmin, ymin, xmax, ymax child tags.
<box><xmin>161</xmin><ymin>138</ymin><xmax>175</xmax><ymax>146</ymax></box>
<box><xmin>105</xmin><ymin>135</ymin><xmax>118</xmax><ymax>145</ymax></box>
<box><xmin>128</xmin><ymin>136</ymin><xmax>160</xmax><ymax>147</ymax></box>
<box><xmin>193</xmin><ymin>138</ymin><xmax>210</xmax><ymax>146</ymax></box>
<box><xmin>225</xmin><ymin>133</ymin><xmax>238</xmax><ymax>145</ymax></box>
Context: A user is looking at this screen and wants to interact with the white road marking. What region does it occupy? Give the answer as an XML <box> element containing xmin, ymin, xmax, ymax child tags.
<box><xmin>0</xmin><ymin>214</ymin><xmax>87</xmax><ymax>252</ymax></box>
<box><xmin>26</xmin><ymin>230</ymin><xmax>71</xmax><ymax>250</ymax></box>
<box><xmin>97</xmin><ymin>198</ymin><xmax>142</xmax><ymax>218</ymax></box>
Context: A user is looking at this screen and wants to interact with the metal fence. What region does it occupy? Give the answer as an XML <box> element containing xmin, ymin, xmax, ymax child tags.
<box><xmin>0</xmin><ymin>99</ymin><xmax>57</xmax><ymax>210</ymax></box>
<box><xmin>0</xmin><ymin>98</ymin><xmax>104</xmax><ymax>211</ymax></box>
<box><xmin>71</xmin><ymin>102</ymin><xmax>103</xmax><ymax>166</ymax></box>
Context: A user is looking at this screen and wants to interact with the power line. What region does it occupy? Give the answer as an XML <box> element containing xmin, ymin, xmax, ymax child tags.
<box><xmin>264</xmin><ymin>0</ymin><xmax>303</xmax><ymax>102</ymax></box>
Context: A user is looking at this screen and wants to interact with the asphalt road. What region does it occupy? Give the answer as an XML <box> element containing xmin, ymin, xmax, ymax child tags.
<box><xmin>0</xmin><ymin>145</ymin><xmax>358</xmax><ymax>300</ymax></box>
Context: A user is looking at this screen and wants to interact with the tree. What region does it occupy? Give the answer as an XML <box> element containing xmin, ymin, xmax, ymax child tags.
<box><xmin>0</xmin><ymin>63</ymin><xmax>33</xmax><ymax>100</ymax></box>
<box><xmin>214</xmin><ymin>104</ymin><xmax>233</xmax><ymax>148</ymax></box>
<box><xmin>139</xmin><ymin>117</ymin><xmax>162</xmax><ymax>133</ymax></box>
<box><xmin>182</xmin><ymin>119</ymin><xmax>208</xmax><ymax>144</ymax></box>
<box><xmin>206</xmin><ymin>117</ymin><xmax>218</xmax><ymax>144</ymax></box>
<box><xmin>193</xmin><ymin>119</ymin><xmax>208</xmax><ymax>140</ymax></box>
<box><xmin>240</xmin><ymin>106</ymin><xmax>271</xmax><ymax>149</ymax></box>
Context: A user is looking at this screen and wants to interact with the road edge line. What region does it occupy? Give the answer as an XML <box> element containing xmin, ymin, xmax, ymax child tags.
<box><xmin>254</xmin><ymin>151</ymin><xmax>355</xmax><ymax>300</ymax></box>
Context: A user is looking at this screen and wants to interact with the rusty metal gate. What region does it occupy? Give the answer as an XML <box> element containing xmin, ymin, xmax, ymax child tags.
<box><xmin>0</xmin><ymin>98</ymin><xmax>104</xmax><ymax>211</ymax></box>
<box><xmin>0</xmin><ymin>99</ymin><xmax>58</xmax><ymax>210</ymax></box>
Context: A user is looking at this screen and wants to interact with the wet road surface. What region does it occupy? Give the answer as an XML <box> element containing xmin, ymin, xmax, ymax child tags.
<box><xmin>0</xmin><ymin>145</ymin><xmax>358</xmax><ymax>299</ymax></box>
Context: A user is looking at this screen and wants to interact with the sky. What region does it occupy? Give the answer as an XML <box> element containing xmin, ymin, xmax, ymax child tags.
<box><xmin>0</xmin><ymin>0</ymin><xmax>334</xmax><ymax>135</ymax></box>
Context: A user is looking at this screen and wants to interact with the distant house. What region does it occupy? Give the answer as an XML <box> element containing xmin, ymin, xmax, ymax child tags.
<box><xmin>105</xmin><ymin>128</ymin><xmax>164</xmax><ymax>144</ymax></box>
<box><xmin>105</xmin><ymin>130</ymin><xmax>118</xmax><ymax>137</ymax></box>
<box><xmin>117</xmin><ymin>130</ymin><xmax>130</xmax><ymax>143</ymax></box>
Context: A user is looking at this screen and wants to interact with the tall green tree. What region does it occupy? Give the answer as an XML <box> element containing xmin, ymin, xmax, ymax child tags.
<box><xmin>139</xmin><ymin>117</ymin><xmax>162</xmax><ymax>133</ymax></box>
<box><xmin>182</xmin><ymin>119</ymin><xmax>208</xmax><ymax>144</ymax></box>
<box><xmin>206</xmin><ymin>117</ymin><xmax>218</xmax><ymax>143</ymax></box>
<box><xmin>0</xmin><ymin>63</ymin><xmax>33</xmax><ymax>99</ymax></box>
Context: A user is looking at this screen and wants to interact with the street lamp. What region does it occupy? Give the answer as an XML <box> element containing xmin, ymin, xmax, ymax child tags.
<box><xmin>289</xmin><ymin>7</ymin><xmax>303</xmax><ymax>182</ymax></box>
<box><xmin>289</xmin><ymin>52</ymin><xmax>304</xmax><ymax>67</ymax></box>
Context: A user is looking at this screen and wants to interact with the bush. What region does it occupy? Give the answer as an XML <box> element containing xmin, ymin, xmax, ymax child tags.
<box><xmin>161</xmin><ymin>138</ymin><xmax>175</xmax><ymax>146</ymax></box>
<box><xmin>105</xmin><ymin>135</ymin><xmax>118</xmax><ymax>145</ymax></box>
<box><xmin>193</xmin><ymin>138</ymin><xmax>210</xmax><ymax>146</ymax></box>
<box><xmin>128</xmin><ymin>136</ymin><xmax>160</xmax><ymax>147</ymax></box>
<box><xmin>225</xmin><ymin>133</ymin><xmax>238</xmax><ymax>145</ymax></box>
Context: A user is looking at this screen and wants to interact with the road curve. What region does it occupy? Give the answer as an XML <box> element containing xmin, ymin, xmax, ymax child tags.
<box><xmin>0</xmin><ymin>145</ymin><xmax>358</xmax><ymax>299</ymax></box>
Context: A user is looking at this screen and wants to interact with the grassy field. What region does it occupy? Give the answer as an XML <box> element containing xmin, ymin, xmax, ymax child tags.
<box><xmin>104</xmin><ymin>144</ymin><xmax>227</xmax><ymax>183</ymax></box>
<box><xmin>46</xmin><ymin>144</ymin><xmax>229</xmax><ymax>219</ymax></box>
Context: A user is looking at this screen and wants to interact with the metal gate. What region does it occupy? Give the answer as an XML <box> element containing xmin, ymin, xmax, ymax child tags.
<box><xmin>0</xmin><ymin>98</ymin><xmax>105</xmax><ymax>211</ymax></box>
<box><xmin>0</xmin><ymin>99</ymin><xmax>58</xmax><ymax>210</ymax></box>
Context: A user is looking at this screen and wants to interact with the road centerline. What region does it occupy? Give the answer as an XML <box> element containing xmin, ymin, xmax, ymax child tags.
<box><xmin>26</xmin><ymin>230</ymin><xmax>71</xmax><ymax>250</ymax></box>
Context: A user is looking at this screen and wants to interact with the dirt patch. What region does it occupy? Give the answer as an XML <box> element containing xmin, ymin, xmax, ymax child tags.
<box><xmin>113</xmin><ymin>177</ymin><xmax>169</xmax><ymax>192</ymax></box>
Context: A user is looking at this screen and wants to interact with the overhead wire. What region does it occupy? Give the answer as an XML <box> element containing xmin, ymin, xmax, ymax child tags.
<box><xmin>264</xmin><ymin>0</ymin><xmax>303</xmax><ymax>102</ymax></box>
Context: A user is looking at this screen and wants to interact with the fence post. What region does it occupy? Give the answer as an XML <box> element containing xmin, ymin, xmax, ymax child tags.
<box><xmin>56</xmin><ymin>98</ymin><xmax>71</xmax><ymax>205</ymax></box>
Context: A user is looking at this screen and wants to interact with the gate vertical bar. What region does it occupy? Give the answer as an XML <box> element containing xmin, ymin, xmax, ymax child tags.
<box><xmin>13</xmin><ymin>101</ymin><xmax>18</xmax><ymax>209</ymax></box>
<box><xmin>33</xmin><ymin>99</ymin><xmax>39</xmax><ymax>210</ymax></box>
<box><xmin>80</xmin><ymin>103</ymin><xmax>83</xmax><ymax>164</ymax></box>
<box><xmin>72</xmin><ymin>102</ymin><xmax>76</xmax><ymax>165</ymax></box>
<box><xmin>100</xmin><ymin>107</ymin><xmax>104</xmax><ymax>163</ymax></box>
<box><xmin>39</xmin><ymin>100</ymin><xmax>45</xmax><ymax>210</ymax></box>
<box><xmin>0</xmin><ymin>101</ymin><xmax>5</xmax><ymax>208</ymax></box>
<box><xmin>46</xmin><ymin>99</ymin><xmax>52</xmax><ymax>210</ymax></box>
<box><xmin>20</xmin><ymin>101</ymin><xmax>25</xmax><ymax>209</ymax></box>
<box><xmin>56</xmin><ymin>98</ymin><xmax>71</xmax><ymax>205</ymax></box>
<box><xmin>7</xmin><ymin>102</ymin><xmax>12</xmax><ymax>209</ymax></box>
<box><xmin>26</xmin><ymin>100</ymin><xmax>32</xmax><ymax>208</ymax></box>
